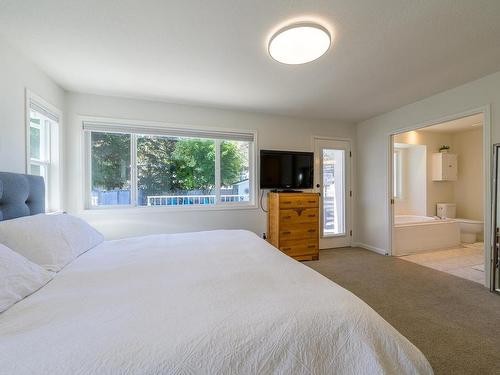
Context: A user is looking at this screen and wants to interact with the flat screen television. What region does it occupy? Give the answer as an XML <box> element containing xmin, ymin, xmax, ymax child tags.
<box><xmin>260</xmin><ymin>150</ymin><xmax>314</xmax><ymax>189</ymax></box>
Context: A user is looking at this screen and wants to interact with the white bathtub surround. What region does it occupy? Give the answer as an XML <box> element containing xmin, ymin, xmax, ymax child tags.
<box><xmin>394</xmin><ymin>215</ymin><xmax>437</xmax><ymax>224</ymax></box>
<box><xmin>393</xmin><ymin>215</ymin><xmax>461</xmax><ymax>256</ymax></box>
<box><xmin>400</xmin><ymin>243</ymin><xmax>485</xmax><ymax>284</ymax></box>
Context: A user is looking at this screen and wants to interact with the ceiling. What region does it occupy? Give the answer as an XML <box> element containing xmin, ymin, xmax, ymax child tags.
<box><xmin>421</xmin><ymin>113</ymin><xmax>483</xmax><ymax>133</ymax></box>
<box><xmin>1</xmin><ymin>0</ymin><xmax>500</xmax><ymax>123</ymax></box>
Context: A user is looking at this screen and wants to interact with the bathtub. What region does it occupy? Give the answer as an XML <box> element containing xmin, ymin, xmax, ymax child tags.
<box><xmin>393</xmin><ymin>215</ymin><xmax>461</xmax><ymax>256</ymax></box>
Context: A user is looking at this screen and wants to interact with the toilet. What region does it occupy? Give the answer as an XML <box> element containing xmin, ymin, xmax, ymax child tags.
<box><xmin>436</xmin><ymin>203</ymin><xmax>483</xmax><ymax>243</ymax></box>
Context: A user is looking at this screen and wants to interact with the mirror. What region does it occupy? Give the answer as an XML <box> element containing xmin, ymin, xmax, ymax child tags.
<box><xmin>492</xmin><ymin>144</ymin><xmax>500</xmax><ymax>292</ymax></box>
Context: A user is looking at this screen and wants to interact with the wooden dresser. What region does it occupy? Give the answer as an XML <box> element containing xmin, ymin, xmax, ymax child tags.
<box><xmin>267</xmin><ymin>192</ymin><xmax>320</xmax><ymax>261</ymax></box>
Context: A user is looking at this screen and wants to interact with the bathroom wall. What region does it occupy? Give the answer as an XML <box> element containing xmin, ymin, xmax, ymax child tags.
<box><xmin>452</xmin><ymin>128</ymin><xmax>483</xmax><ymax>221</ymax></box>
<box><xmin>394</xmin><ymin>127</ymin><xmax>483</xmax><ymax>223</ymax></box>
<box><xmin>394</xmin><ymin>131</ymin><xmax>454</xmax><ymax>216</ymax></box>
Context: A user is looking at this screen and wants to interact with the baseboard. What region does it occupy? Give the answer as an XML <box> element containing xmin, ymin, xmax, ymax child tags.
<box><xmin>352</xmin><ymin>242</ymin><xmax>389</xmax><ymax>255</ymax></box>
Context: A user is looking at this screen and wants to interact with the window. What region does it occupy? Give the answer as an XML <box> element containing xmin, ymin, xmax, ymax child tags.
<box><xmin>26</xmin><ymin>91</ymin><xmax>61</xmax><ymax>211</ymax></box>
<box><xmin>84</xmin><ymin>121</ymin><xmax>255</xmax><ymax>209</ymax></box>
<box><xmin>91</xmin><ymin>132</ymin><xmax>131</xmax><ymax>206</ymax></box>
<box><xmin>321</xmin><ymin>148</ymin><xmax>345</xmax><ymax>236</ymax></box>
<box><xmin>393</xmin><ymin>148</ymin><xmax>403</xmax><ymax>199</ymax></box>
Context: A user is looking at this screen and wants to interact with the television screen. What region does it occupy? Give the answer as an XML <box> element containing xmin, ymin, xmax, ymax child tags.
<box><xmin>260</xmin><ymin>150</ymin><xmax>314</xmax><ymax>189</ymax></box>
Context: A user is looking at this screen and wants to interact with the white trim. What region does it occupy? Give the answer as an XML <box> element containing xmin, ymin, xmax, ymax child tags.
<box><xmin>130</xmin><ymin>134</ymin><xmax>138</xmax><ymax>206</ymax></box>
<box><xmin>81</xmin><ymin>115</ymin><xmax>258</xmax><ymax>211</ymax></box>
<box><xmin>386</xmin><ymin>105</ymin><xmax>492</xmax><ymax>287</ymax></box>
<box><xmin>82</xmin><ymin>202</ymin><xmax>259</xmax><ymax>214</ymax></box>
<box><xmin>352</xmin><ymin>242</ymin><xmax>388</xmax><ymax>255</ymax></box>
<box><xmin>215</xmin><ymin>140</ymin><xmax>221</xmax><ymax>203</ymax></box>
<box><xmin>25</xmin><ymin>89</ymin><xmax>63</xmax><ymax>212</ymax></box>
<box><xmin>79</xmin><ymin>115</ymin><xmax>255</xmax><ymax>141</ymax></box>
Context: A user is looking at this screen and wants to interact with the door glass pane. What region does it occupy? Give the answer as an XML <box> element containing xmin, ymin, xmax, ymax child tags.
<box><xmin>220</xmin><ymin>140</ymin><xmax>250</xmax><ymax>203</ymax></box>
<box><xmin>91</xmin><ymin>132</ymin><xmax>131</xmax><ymax>206</ymax></box>
<box><xmin>322</xmin><ymin>149</ymin><xmax>345</xmax><ymax>236</ymax></box>
<box><xmin>137</xmin><ymin>135</ymin><xmax>216</xmax><ymax>206</ymax></box>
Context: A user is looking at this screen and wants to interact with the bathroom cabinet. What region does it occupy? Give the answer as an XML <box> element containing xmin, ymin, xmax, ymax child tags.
<box><xmin>432</xmin><ymin>153</ymin><xmax>457</xmax><ymax>181</ymax></box>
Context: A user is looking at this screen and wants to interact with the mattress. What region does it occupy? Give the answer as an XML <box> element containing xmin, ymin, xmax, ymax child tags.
<box><xmin>0</xmin><ymin>230</ymin><xmax>432</xmax><ymax>374</ymax></box>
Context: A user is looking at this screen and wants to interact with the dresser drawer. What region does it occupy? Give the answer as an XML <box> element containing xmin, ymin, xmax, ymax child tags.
<box><xmin>279</xmin><ymin>239</ymin><xmax>318</xmax><ymax>256</ymax></box>
<box><xmin>279</xmin><ymin>208</ymin><xmax>318</xmax><ymax>224</ymax></box>
<box><xmin>279</xmin><ymin>195</ymin><xmax>319</xmax><ymax>208</ymax></box>
<box><xmin>279</xmin><ymin>224</ymin><xmax>318</xmax><ymax>240</ymax></box>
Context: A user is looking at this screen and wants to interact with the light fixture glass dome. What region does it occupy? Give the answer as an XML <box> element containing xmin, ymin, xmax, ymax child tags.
<box><xmin>268</xmin><ymin>23</ymin><xmax>331</xmax><ymax>65</ymax></box>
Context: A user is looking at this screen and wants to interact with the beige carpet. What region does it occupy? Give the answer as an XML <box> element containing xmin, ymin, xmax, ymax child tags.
<box><xmin>304</xmin><ymin>248</ymin><xmax>500</xmax><ymax>375</ymax></box>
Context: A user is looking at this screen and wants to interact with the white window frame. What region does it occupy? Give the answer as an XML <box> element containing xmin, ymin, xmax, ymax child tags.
<box><xmin>25</xmin><ymin>89</ymin><xmax>62</xmax><ymax>211</ymax></box>
<box><xmin>82</xmin><ymin>117</ymin><xmax>257</xmax><ymax>211</ymax></box>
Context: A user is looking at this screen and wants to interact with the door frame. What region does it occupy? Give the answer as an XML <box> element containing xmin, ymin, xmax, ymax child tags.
<box><xmin>311</xmin><ymin>136</ymin><xmax>353</xmax><ymax>249</ymax></box>
<box><xmin>386</xmin><ymin>105</ymin><xmax>492</xmax><ymax>288</ymax></box>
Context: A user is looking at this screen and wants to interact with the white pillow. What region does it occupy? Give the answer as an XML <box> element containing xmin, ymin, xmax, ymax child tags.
<box><xmin>0</xmin><ymin>243</ymin><xmax>53</xmax><ymax>313</ymax></box>
<box><xmin>0</xmin><ymin>214</ymin><xmax>104</xmax><ymax>272</ymax></box>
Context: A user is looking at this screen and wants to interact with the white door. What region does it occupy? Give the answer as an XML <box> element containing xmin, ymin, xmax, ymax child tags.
<box><xmin>314</xmin><ymin>138</ymin><xmax>351</xmax><ymax>249</ymax></box>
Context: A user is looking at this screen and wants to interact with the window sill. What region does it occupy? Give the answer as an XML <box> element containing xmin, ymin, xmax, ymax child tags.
<box><xmin>81</xmin><ymin>202</ymin><xmax>259</xmax><ymax>215</ymax></box>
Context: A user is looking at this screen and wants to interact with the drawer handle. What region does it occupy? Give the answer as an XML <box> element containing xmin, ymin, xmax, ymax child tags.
<box><xmin>295</xmin><ymin>208</ymin><xmax>305</xmax><ymax>215</ymax></box>
<box><xmin>282</xmin><ymin>247</ymin><xmax>291</xmax><ymax>251</ymax></box>
<box><xmin>307</xmin><ymin>245</ymin><xmax>315</xmax><ymax>248</ymax></box>
<box><xmin>308</xmin><ymin>229</ymin><xmax>316</xmax><ymax>233</ymax></box>
<box><xmin>307</xmin><ymin>200</ymin><xmax>316</xmax><ymax>203</ymax></box>
<box><xmin>307</xmin><ymin>214</ymin><xmax>315</xmax><ymax>217</ymax></box>
<box><xmin>283</xmin><ymin>201</ymin><xmax>292</xmax><ymax>204</ymax></box>
<box><xmin>283</xmin><ymin>231</ymin><xmax>291</xmax><ymax>235</ymax></box>
<box><xmin>283</xmin><ymin>216</ymin><xmax>291</xmax><ymax>219</ymax></box>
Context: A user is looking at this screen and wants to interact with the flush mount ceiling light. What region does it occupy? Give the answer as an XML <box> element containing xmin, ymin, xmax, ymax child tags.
<box><xmin>268</xmin><ymin>23</ymin><xmax>331</xmax><ymax>65</ymax></box>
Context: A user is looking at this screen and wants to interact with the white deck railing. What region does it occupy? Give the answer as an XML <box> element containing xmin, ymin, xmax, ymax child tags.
<box><xmin>146</xmin><ymin>194</ymin><xmax>249</xmax><ymax>206</ymax></box>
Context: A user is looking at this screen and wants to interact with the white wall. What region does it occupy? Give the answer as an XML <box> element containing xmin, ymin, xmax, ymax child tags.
<box><xmin>0</xmin><ymin>38</ymin><xmax>65</xmax><ymax>173</ymax></box>
<box><xmin>356</xmin><ymin>70</ymin><xmax>498</xmax><ymax>285</ymax></box>
<box><xmin>64</xmin><ymin>92</ymin><xmax>355</xmax><ymax>239</ymax></box>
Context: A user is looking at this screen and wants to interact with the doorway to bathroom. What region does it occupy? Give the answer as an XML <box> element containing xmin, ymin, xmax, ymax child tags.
<box><xmin>389</xmin><ymin>111</ymin><xmax>489</xmax><ymax>285</ymax></box>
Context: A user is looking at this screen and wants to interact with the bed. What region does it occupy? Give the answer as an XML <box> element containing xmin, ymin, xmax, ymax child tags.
<box><xmin>0</xmin><ymin>172</ymin><xmax>433</xmax><ymax>374</ymax></box>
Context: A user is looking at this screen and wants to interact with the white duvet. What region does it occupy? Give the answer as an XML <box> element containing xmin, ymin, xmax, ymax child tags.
<box><xmin>0</xmin><ymin>230</ymin><xmax>432</xmax><ymax>374</ymax></box>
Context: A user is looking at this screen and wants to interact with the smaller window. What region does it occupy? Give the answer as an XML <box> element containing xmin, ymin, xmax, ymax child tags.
<box><xmin>393</xmin><ymin>149</ymin><xmax>403</xmax><ymax>199</ymax></box>
<box><xmin>26</xmin><ymin>91</ymin><xmax>61</xmax><ymax>211</ymax></box>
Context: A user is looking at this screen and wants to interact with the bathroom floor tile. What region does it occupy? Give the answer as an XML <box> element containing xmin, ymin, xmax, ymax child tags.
<box><xmin>399</xmin><ymin>244</ymin><xmax>485</xmax><ymax>284</ymax></box>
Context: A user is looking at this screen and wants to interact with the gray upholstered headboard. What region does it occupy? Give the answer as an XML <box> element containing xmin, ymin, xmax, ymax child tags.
<box><xmin>0</xmin><ymin>172</ymin><xmax>45</xmax><ymax>221</ymax></box>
